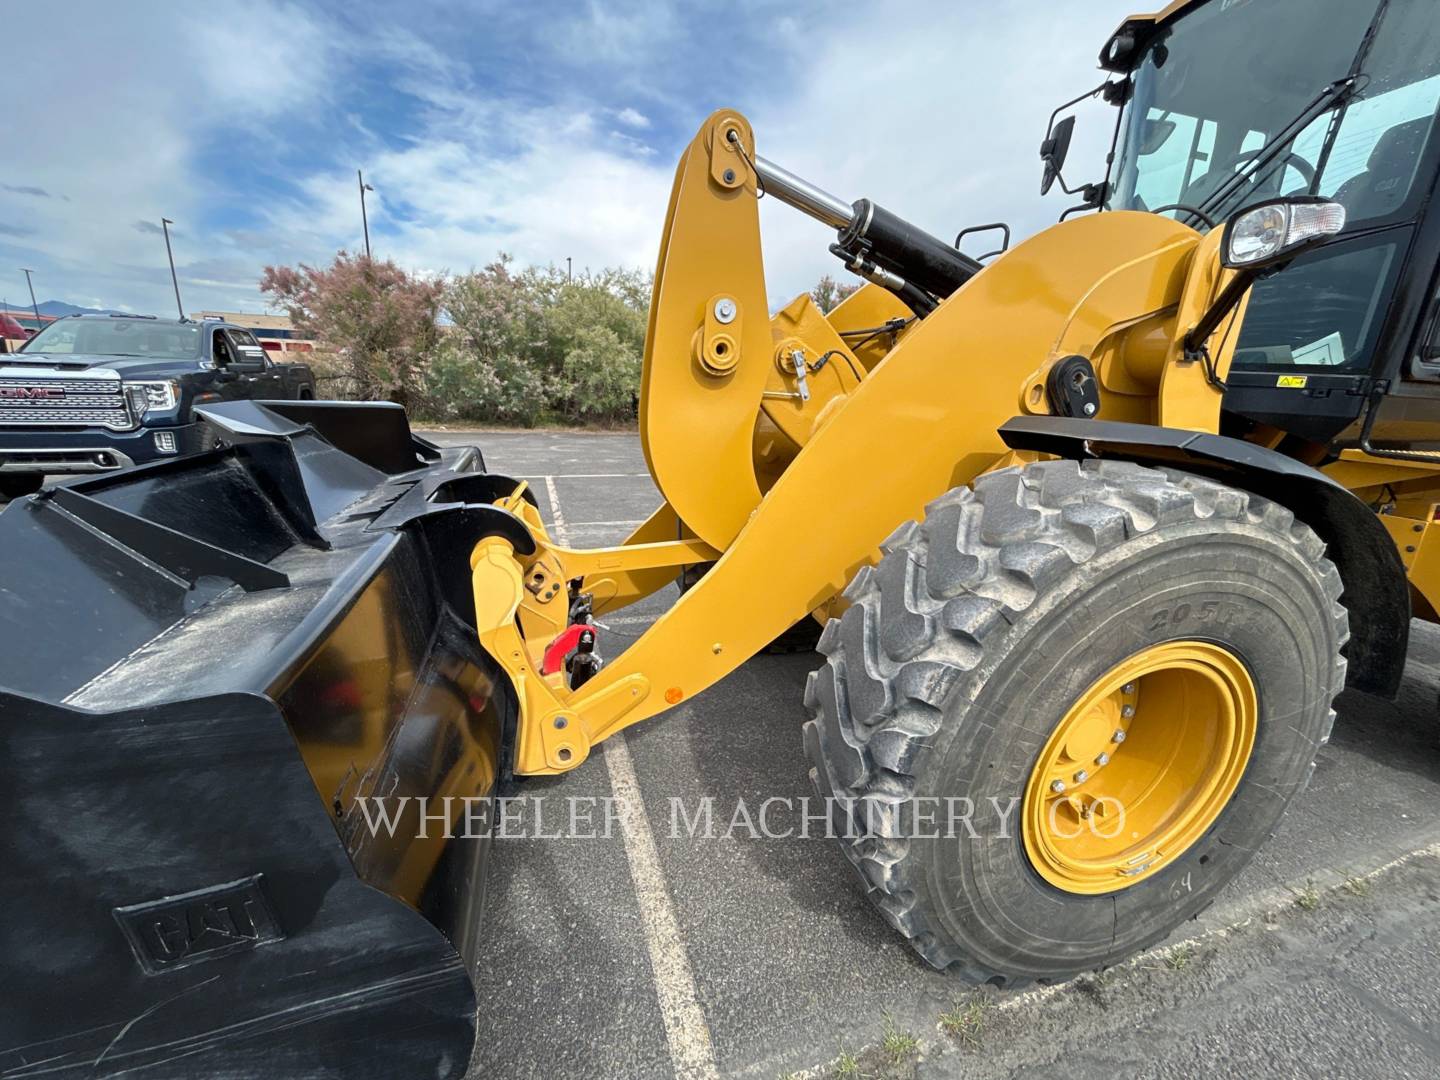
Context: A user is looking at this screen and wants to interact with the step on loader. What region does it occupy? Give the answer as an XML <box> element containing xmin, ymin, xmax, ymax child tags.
<box><xmin>7</xmin><ymin>0</ymin><xmax>1440</xmax><ymax>1073</ymax></box>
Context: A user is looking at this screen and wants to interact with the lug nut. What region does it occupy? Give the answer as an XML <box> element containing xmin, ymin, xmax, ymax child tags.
<box><xmin>1051</xmin><ymin>779</ymin><xmax>1066</xmax><ymax>794</ymax></box>
<box><xmin>1095</xmin><ymin>752</ymin><xmax>1110</xmax><ymax>766</ymax></box>
<box><xmin>1121</xmin><ymin>704</ymin><xmax>1135</xmax><ymax>718</ymax></box>
<box><xmin>1073</xmin><ymin>770</ymin><xmax>1089</xmax><ymax>783</ymax></box>
<box><xmin>1122</xmin><ymin>682</ymin><xmax>1136</xmax><ymax>694</ymax></box>
<box><xmin>1113</xmin><ymin>729</ymin><xmax>1127</xmax><ymax>743</ymax></box>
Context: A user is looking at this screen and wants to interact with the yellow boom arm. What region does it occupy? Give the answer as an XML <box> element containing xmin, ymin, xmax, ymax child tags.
<box><xmin>470</xmin><ymin>108</ymin><xmax>1247</xmax><ymax>775</ymax></box>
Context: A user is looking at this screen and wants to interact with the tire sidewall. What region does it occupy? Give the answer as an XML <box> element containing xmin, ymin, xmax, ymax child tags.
<box><xmin>910</xmin><ymin>519</ymin><xmax>1337</xmax><ymax>977</ymax></box>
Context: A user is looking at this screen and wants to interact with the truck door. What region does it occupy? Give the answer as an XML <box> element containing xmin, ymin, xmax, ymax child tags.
<box><xmin>224</xmin><ymin>329</ymin><xmax>284</xmax><ymax>399</ymax></box>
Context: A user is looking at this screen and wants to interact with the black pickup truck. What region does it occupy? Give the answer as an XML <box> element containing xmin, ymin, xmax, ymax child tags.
<box><xmin>0</xmin><ymin>314</ymin><xmax>315</xmax><ymax>498</ymax></box>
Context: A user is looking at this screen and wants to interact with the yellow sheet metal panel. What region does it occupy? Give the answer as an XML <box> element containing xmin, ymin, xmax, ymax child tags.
<box><xmin>826</xmin><ymin>283</ymin><xmax>915</xmax><ymax>371</ymax></box>
<box><xmin>759</xmin><ymin>294</ymin><xmax>866</xmax><ymax>452</ymax></box>
<box><xmin>1157</xmin><ymin>225</ymin><xmax>1246</xmax><ymax>431</ymax></box>
<box><xmin>1018</xmin><ymin>223</ymin><xmax>1198</xmax><ymax>421</ymax></box>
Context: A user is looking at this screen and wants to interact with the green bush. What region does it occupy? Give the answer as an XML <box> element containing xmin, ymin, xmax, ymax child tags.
<box><xmin>424</xmin><ymin>256</ymin><xmax>649</xmax><ymax>425</ymax></box>
<box><xmin>557</xmin><ymin>324</ymin><xmax>641</xmax><ymax>422</ymax></box>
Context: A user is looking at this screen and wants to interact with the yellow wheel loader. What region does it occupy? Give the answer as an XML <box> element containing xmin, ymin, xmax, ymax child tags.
<box><xmin>6</xmin><ymin>0</ymin><xmax>1440</xmax><ymax>1074</ymax></box>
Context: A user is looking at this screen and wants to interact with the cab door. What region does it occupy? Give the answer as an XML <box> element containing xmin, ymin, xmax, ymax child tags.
<box><xmin>1222</xmin><ymin>4</ymin><xmax>1440</xmax><ymax>447</ymax></box>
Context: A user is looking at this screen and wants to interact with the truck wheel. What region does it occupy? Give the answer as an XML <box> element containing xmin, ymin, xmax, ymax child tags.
<box><xmin>0</xmin><ymin>474</ymin><xmax>43</xmax><ymax>500</ymax></box>
<box><xmin>803</xmin><ymin>459</ymin><xmax>1347</xmax><ymax>985</ymax></box>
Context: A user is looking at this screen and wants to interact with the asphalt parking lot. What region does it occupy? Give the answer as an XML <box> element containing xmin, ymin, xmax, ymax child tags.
<box><xmin>14</xmin><ymin>429</ymin><xmax>1438</xmax><ymax>1078</ymax></box>
<box><xmin>412</xmin><ymin>428</ymin><xmax>1440</xmax><ymax>1080</ymax></box>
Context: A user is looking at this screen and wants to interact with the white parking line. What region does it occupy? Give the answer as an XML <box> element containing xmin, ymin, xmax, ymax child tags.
<box><xmin>542</xmin><ymin>475</ymin><xmax>719</xmax><ymax>1080</ymax></box>
<box><xmin>517</xmin><ymin>472</ymin><xmax>651</xmax><ymax>479</ymax></box>
<box><xmin>605</xmin><ymin>738</ymin><xmax>720</xmax><ymax>1079</ymax></box>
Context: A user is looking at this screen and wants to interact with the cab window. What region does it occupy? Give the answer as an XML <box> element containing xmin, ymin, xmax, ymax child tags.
<box><xmin>1233</xmin><ymin>0</ymin><xmax>1440</xmax><ymax>373</ymax></box>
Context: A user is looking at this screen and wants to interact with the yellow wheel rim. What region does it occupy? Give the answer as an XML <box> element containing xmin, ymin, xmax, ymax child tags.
<box><xmin>1022</xmin><ymin>641</ymin><xmax>1257</xmax><ymax>895</ymax></box>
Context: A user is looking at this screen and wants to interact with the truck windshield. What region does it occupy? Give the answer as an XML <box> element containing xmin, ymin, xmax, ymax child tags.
<box><xmin>21</xmin><ymin>318</ymin><xmax>203</xmax><ymax>360</ymax></box>
<box><xmin>1110</xmin><ymin>0</ymin><xmax>1440</xmax><ymax>373</ymax></box>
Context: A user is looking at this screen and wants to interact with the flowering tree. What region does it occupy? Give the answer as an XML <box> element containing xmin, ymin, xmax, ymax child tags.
<box><xmin>810</xmin><ymin>273</ymin><xmax>860</xmax><ymax>314</ymax></box>
<box><xmin>260</xmin><ymin>252</ymin><xmax>443</xmax><ymax>408</ymax></box>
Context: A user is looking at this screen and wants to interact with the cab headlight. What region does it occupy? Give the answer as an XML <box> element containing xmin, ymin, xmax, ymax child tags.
<box><xmin>124</xmin><ymin>379</ymin><xmax>180</xmax><ymax>418</ymax></box>
<box><xmin>1223</xmin><ymin>198</ymin><xmax>1346</xmax><ymax>269</ymax></box>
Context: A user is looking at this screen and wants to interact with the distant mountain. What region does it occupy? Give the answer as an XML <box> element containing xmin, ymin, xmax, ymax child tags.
<box><xmin>35</xmin><ymin>300</ymin><xmax>128</xmax><ymax>317</ymax></box>
<box><xmin>0</xmin><ymin>299</ymin><xmax>132</xmax><ymax>318</ymax></box>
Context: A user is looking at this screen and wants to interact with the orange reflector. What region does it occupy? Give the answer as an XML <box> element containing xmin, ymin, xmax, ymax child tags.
<box><xmin>664</xmin><ymin>687</ymin><xmax>683</xmax><ymax>704</ymax></box>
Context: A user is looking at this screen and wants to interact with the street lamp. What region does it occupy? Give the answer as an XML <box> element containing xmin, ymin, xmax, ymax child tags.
<box><xmin>160</xmin><ymin>219</ymin><xmax>185</xmax><ymax>320</ymax></box>
<box><xmin>19</xmin><ymin>268</ymin><xmax>40</xmax><ymax>327</ymax></box>
<box><xmin>566</xmin><ymin>256</ymin><xmax>573</xmax><ymax>282</ymax></box>
<box><xmin>358</xmin><ymin>169</ymin><xmax>374</xmax><ymax>259</ymax></box>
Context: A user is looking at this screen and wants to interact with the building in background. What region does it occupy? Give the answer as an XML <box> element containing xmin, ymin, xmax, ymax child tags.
<box><xmin>189</xmin><ymin>311</ymin><xmax>318</xmax><ymax>355</ymax></box>
<box><xmin>0</xmin><ymin>308</ymin><xmax>58</xmax><ymax>343</ymax></box>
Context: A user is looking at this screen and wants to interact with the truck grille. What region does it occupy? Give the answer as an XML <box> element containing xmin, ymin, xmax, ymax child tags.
<box><xmin>0</xmin><ymin>375</ymin><xmax>134</xmax><ymax>431</ymax></box>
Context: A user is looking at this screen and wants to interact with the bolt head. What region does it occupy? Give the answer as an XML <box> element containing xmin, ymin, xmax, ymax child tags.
<box><xmin>553</xmin><ymin>716</ymin><xmax>568</xmax><ymax>729</ymax></box>
<box><xmin>722</xmin><ymin>168</ymin><xmax>736</xmax><ymax>183</ymax></box>
<box><xmin>1095</xmin><ymin>752</ymin><xmax>1110</xmax><ymax>766</ymax></box>
<box><xmin>714</xmin><ymin>298</ymin><xmax>737</xmax><ymax>324</ymax></box>
<box><xmin>1050</xmin><ymin>779</ymin><xmax>1066</xmax><ymax>794</ymax></box>
<box><xmin>1122</xmin><ymin>682</ymin><xmax>1136</xmax><ymax>694</ymax></box>
<box><xmin>1073</xmin><ymin>770</ymin><xmax>1089</xmax><ymax>784</ymax></box>
<box><xmin>1113</xmin><ymin>729</ymin><xmax>1127</xmax><ymax>743</ymax></box>
<box><xmin>1121</xmin><ymin>704</ymin><xmax>1135</xmax><ymax>719</ymax></box>
<box><xmin>1083</xmin><ymin>401</ymin><xmax>1097</xmax><ymax>416</ymax></box>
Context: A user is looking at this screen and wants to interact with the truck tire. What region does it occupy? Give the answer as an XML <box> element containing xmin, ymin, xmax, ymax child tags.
<box><xmin>0</xmin><ymin>473</ymin><xmax>43</xmax><ymax>500</ymax></box>
<box><xmin>803</xmin><ymin>459</ymin><xmax>1347</xmax><ymax>986</ymax></box>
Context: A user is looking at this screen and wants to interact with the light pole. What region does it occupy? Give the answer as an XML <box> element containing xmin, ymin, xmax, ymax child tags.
<box><xmin>566</xmin><ymin>256</ymin><xmax>572</xmax><ymax>282</ymax></box>
<box><xmin>358</xmin><ymin>170</ymin><xmax>374</xmax><ymax>259</ymax></box>
<box><xmin>160</xmin><ymin>219</ymin><xmax>185</xmax><ymax>320</ymax></box>
<box><xmin>19</xmin><ymin>268</ymin><xmax>40</xmax><ymax>327</ymax></box>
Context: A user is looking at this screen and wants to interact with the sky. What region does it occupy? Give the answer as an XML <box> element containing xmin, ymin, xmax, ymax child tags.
<box><xmin>0</xmin><ymin>0</ymin><xmax>1140</xmax><ymax>317</ymax></box>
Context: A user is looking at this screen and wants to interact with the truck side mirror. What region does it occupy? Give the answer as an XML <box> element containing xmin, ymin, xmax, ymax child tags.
<box><xmin>1040</xmin><ymin>116</ymin><xmax>1076</xmax><ymax>196</ymax></box>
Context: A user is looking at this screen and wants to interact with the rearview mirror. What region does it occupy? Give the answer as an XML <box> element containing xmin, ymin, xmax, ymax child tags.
<box><xmin>1040</xmin><ymin>115</ymin><xmax>1076</xmax><ymax>196</ymax></box>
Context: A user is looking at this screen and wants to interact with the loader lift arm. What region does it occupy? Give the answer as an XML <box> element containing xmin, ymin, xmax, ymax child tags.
<box><xmin>468</xmin><ymin>108</ymin><xmax>1252</xmax><ymax>776</ymax></box>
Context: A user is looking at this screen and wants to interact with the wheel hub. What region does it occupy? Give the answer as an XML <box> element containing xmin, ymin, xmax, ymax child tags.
<box><xmin>1022</xmin><ymin>641</ymin><xmax>1257</xmax><ymax>894</ymax></box>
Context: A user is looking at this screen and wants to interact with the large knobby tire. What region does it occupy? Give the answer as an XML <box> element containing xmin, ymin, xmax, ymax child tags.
<box><xmin>803</xmin><ymin>459</ymin><xmax>1348</xmax><ymax>986</ymax></box>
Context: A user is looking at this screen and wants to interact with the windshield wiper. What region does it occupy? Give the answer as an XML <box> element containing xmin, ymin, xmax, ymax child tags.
<box><xmin>1191</xmin><ymin>75</ymin><xmax>1359</xmax><ymax>226</ymax></box>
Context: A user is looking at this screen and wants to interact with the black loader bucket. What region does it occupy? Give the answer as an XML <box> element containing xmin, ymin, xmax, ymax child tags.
<box><xmin>0</xmin><ymin>401</ymin><xmax>514</xmax><ymax>1078</ymax></box>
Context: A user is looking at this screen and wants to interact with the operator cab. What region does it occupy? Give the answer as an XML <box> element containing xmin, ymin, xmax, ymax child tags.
<box><xmin>1101</xmin><ymin>0</ymin><xmax>1440</xmax><ymax>451</ymax></box>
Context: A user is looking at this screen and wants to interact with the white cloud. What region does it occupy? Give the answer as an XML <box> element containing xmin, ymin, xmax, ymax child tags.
<box><xmin>259</xmin><ymin>0</ymin><xmax>1137</xmax><ymax>311</ymax></box>
<box><xmin>748</xmin><ymin>2</ymin><xmax>1138</xmax><ymax>307</ymax></box>
<box><xmin>0</xmin><ymin>0</ymin><xmax>342</xmax><ymax>313</ymax></box>
<box><xmin>0</xmin><ymin>0</ymin><xmax>1140</xmax><ymax>318</ymax></box>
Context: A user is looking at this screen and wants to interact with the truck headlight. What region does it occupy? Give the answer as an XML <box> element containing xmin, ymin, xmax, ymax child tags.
<box><xmin>123</xmin><ymin>380</ymin><xmax>180</xmax><ymax>418</ymax></box>
<box><xmin>1223</xmin><ymin>198</ymin><xmax>1346</xmax><ymax>269</ymax></box>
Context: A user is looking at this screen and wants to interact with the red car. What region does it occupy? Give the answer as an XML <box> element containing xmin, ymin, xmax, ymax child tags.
<box><xmin>0</xmin><ymin>313</ymin><xmax>30</xmax><ymax>349</ymax></box>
